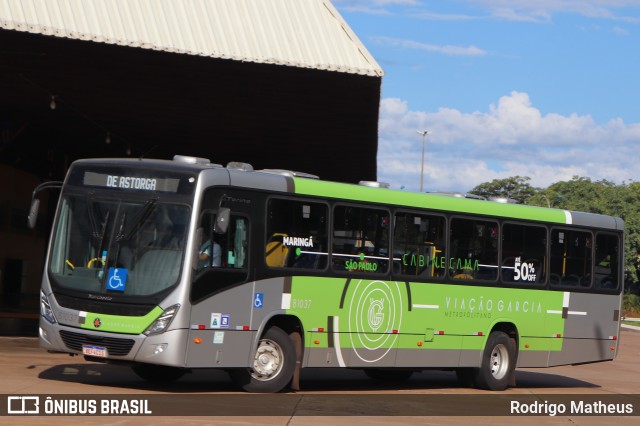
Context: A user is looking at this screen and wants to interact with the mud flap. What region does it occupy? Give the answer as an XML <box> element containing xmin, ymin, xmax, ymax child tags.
<box><xmin>509</xmin><ymin>337</ymin><xmax>517</xmax><ymax>388</ymax></box>
<box><xmin>289</xmin><ymin>331</ymin><xmax>302</xmax><ymax>391</ymax></box>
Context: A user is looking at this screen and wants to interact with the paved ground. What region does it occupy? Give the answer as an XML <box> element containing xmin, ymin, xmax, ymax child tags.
<box><xmin>0</xmin><ymin>326</ymin><xmax>639</xmax><ymax>425</ymax></box>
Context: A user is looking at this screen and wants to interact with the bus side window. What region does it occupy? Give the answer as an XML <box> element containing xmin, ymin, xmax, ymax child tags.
<box><xmin>595</xmin><ymin>233</ymin><xmax>619</xmax><ymax>290</ymax></box>
<box><xmin>450</xmin><ymin>218</ymin><xmax>499</xmax><ymax>281</ymax></box>
<box><xmin>550</xmin><ymin>229</ymin><xmax>593</xmax><ymax>288</ymax></box>
<box><xmin>393</xmin><ymin>212</ymin><xmax>445</xmax><ymax>279</ymax></box>
<box><xmin>501</xmin><ymin>223</ymin><xmax>546</xmax><ymax>285</ymax></box>
<box><xmin>197</xmin><ymin>213</ymin><xmax>248</xmax><ymax>271</ymax></box>
<box><xmin>227</xmin><ymin>217</ymin><xmax>248</xmax><ymax>268</ymax></box>
<box><xmin>265</xmin><ymin>199</ymin><xmax>328</xmax><ymax>269</ymax></box>
<box><xmin>197</xmin><ymin>212</ymin><xmax>224</xmax><ymax>270</ymax></box>
<box><xmin>332</xmin><ymin>205</ymin><xmax>389</xmax><ymax>274</ymax></box>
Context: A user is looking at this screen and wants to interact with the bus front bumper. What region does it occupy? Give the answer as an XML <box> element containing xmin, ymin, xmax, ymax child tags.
<box><xmin>39</xmin><ymin>317</ymin><xmax>189</xmax><ymax>367</ymax></box>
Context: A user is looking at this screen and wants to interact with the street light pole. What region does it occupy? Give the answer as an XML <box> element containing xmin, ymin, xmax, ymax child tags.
<box><xmin>417</xmin><ymin>130</ymin><xmax>430</xmax><ymax>192</ymax></box>
<box><xmin>541</xmin><ymin>194</ymin><xmax>551</xmax><ymax>208</ymax></box>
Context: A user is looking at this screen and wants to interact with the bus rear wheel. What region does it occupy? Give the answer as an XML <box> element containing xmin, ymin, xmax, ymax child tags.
<box><xmin>473</xmin><ymin>331</ymin><xmax>516</xmax><ymax>391</ymax></box>
<box><xmin>230</xmin><ymin>326</ymin><xmax>295</xmax><ymax>393</ymax></box>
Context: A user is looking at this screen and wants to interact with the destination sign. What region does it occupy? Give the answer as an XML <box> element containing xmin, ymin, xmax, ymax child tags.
<box><xmin>83</xmin><ymin>172</ymin><xmax>180</xmax><ymax>193</ymax></box>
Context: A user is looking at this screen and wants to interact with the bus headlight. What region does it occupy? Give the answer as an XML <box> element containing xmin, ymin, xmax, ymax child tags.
<box><xmin>40</xmin><ymin>290</ymin><xmax>57</xmax><ymax>324</ymax></box>
<box><xmin>143</xmin><ymin>304</ymin><xmax>180</xmax><ymax>336</ymax></box>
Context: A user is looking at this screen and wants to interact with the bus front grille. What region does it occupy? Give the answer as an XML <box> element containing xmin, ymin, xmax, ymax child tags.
<box><xmin>54</xmin><ymin>293</ymin><xmax>156</xmax><ymax>316</ymax></box>
<box><xmin>59</xmin><ymin>330</ymin><xmax>135</xmax><ymax>356</ymax></box>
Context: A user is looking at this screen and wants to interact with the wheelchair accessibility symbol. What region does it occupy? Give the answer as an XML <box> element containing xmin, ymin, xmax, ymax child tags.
<box><xmin>254</xmin><ymin>293</ymin><xmax>264</xmax><ymax>309</ymax></box>
<box><xmin>107</xmin><ymin>267</ymin><xmax>128</xmax><ymax>292</ymax></box>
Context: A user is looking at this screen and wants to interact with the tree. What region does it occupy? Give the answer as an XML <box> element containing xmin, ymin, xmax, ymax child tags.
<box><xmin>617</xmin><ymin>181</ymin><xmax>640</xmax><ymax>288</ymax></box>
<box><xmin>540</xmin><ymin>176</ymin><xmax>616</xmax><ymax>214</ymax></box>
<box><xmin>468</xmin><ymin>176</ymin><xmax>537</xmax><ymax>204</ymax></box>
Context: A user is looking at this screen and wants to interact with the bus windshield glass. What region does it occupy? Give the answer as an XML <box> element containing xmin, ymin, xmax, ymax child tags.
<box><xmin>49</xmin><ymin>195</ymin><xmax>189</xmax><ymax>297</ymax></box>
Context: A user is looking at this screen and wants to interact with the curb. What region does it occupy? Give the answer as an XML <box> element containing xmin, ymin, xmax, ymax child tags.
<box><xmin>621</xmin><ymin>323</ymin><xmax>640</xmax><ymax>331</ymax></box>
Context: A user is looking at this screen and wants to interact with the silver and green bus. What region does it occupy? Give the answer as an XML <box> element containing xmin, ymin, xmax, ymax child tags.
<box><xmin>33</xmin><ymin>155</ymin><xmax>624</xmax><ymax>392</ymax></box>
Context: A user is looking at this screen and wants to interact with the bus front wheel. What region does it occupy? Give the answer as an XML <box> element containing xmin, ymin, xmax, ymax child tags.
<box><xmin>473</xmin><ymin>331</ymin><xmax>516</xmax><ymax>391</ymax></box>
<box><xmin>230</xmin><ymin>326</ymin><xmax>295</xmax><ymax>393</ymax></box>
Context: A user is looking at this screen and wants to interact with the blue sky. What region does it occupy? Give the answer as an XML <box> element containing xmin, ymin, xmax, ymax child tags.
<box><xmin>333</xmin><ymin>0</ymin><xmax>640</xmax><ymax>193</ymax></box>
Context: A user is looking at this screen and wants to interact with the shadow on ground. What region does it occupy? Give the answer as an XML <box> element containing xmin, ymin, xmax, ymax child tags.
<box><xmin>37</xmin><ymin>362</ymin><xmax>599</xmax><ymax>393</ymax></box>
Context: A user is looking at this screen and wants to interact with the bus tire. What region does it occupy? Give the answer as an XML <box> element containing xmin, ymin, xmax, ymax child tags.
<box><xmin>230</xmin><ymin>326</ymin><xmax>295</xmax><ymax>393</ymax></box>
<box><xmin>473</xmin><ymin>331</ymin><xmax>516</xmax><ymax>391</ymax></box>
<box><xmin>131</xmin><ymin>363</ymin><xmax>186</xmax><ymax>383</ymax></box>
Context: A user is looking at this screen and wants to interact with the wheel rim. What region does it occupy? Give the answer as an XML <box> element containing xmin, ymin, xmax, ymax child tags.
<box><xmin>489</xmin><ymin>343</ymin><xmax>509</xmax><ymax>380</ymax></box>
<box><xmin>250</xmin><ymin>338</ymin><xmax>284</xmax><ymax>381</ymax></box>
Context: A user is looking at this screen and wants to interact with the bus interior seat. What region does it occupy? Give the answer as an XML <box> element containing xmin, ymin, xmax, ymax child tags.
<box><xmin>564</xmin><ymin>274</ymin><xmax>581</xmax><ymax>286</ymax></box>
<box><xmin>453</xmin><ymin>271</ymin><xmax>474</xmax><ymax>280</ymax></box>
<box><xmin>597</xmin><ymin>277</ymin><xmax>615</xmax><ymax>289</ymax></box>
<box><xmin>580</xmin><ymin>274</ymin><xmax>592</xmax><ymax>287</ymax></box>
<box><xmin>265</xmin><ymin>233</ymin><xmax>289</xmax><ymax>267</ymax></box>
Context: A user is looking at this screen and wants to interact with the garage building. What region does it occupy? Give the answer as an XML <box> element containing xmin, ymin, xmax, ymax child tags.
<box><xmin>0</xmin><ymin>0</ymin><xmax>383</xmax><ymax>332</ymax></box>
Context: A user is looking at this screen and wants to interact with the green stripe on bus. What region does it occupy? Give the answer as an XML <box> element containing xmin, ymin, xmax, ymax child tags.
<box><xmin>293</xmin><ymin>178</ymin><xmax>568</xmax><ymax>223</ymax></box>
<box><xmin>80</xmin><ymin>306</ymin><xmax>163</xmax><ymax>334</ymax></box>
<box><xmin>287</xmin><ymin>276</ymin><xmax>565</xmax><ymax>353</ymax></box>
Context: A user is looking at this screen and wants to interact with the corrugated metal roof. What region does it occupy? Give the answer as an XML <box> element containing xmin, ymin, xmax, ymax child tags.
<box><xmin>0</xmin><ymin>0</ymin><xmax>383</xmax><ymax>76</ymax></box>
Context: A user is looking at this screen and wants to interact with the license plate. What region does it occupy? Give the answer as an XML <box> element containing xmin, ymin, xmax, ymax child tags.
<box><xmin>82</xmin><ymin>344</ymin><xmax>108</xmax><ymax>357</ymax></box>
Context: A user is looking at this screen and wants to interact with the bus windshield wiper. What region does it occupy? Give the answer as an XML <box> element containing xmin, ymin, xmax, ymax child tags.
<box><xmin>115</xmin><ymin>211</ymin><xmax>127</xmax><ymax>241</ymax></box>
<box><xmin>87</xmin><ymin>199</ymin><xmax>100</xmax><ymax>239</ymax></box>
<box><xmin>122</xmin><ymin>198</ymin><xmax>158</xmax><ymax>241</ymax></box>
<box><xmin>87</xmin><ymin>199</ymin><xmax>110</xmax><ymax>249</ymax></box>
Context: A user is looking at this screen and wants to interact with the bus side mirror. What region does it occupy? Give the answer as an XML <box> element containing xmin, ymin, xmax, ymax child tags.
<box><xmin>27</xmin><ymin>198</ymin><xmax>40</xmax><ymax>230</ymax></box>
<box><xmin>26</xmin><ymin>180</ymin><xmax>63</xmax><ymax>230</ymax></box>
<box><xmin>214</xmin><ymin>208</ymin><xmax>230</xmax><ymax>234</ymax></box>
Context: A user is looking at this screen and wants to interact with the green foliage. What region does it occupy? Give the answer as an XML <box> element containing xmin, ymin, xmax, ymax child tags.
<box><xmin>623</xmin><ymin>294</ymin><xmax>640</xmax><ymax>318</ymax></box>
<box><xmin>470</xmin><ymin>176</ymin><xmax>640</xmax><ymax>285</ymax></box>
<box><xmin>540</xmin><ymin>177</ymin><xmax>618</xmax><ymax>214</ymax></box>
<box><xmin>468</xmin><ymin>176</ymin><xmax>537</xmax><ymax>204</ymax></box>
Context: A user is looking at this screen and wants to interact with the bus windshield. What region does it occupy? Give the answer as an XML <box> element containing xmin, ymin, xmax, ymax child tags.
<box><xmin>49</xmin><ymin>194</ymin><xmax>189</xmax><ymax>297</ymax></box>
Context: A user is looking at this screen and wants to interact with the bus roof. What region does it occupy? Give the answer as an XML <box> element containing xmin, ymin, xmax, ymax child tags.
<box><xmin>69</xmin><ymin>156</ymin><xmax>624</xmax><ymax>231</ymax></box>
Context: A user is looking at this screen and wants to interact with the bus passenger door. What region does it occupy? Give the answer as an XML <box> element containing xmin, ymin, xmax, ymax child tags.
<box><xmin>187</xmin><ymin>212</ymin><xmax>254</xmax><ymax>368</ymax></box>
